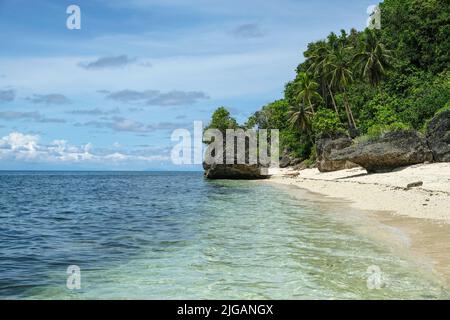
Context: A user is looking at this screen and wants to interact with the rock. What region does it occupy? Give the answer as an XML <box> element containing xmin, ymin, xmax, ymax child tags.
<box><xmin>203</xmin><ymin>139</ymin><xmax>269</xmax><ymax>180</ymax></box>
<box><xmin>293</xmin><ymin>160</ymin><xmax>308</xmax><ymax>171</ymax></box>
<box><xmin>279</xmin><ymin>155</ymin><xmax>292</xmax><ymax>168</ymax></box>
<box><xmin>406</xmin><ymin>181</ymin><xmax>423</xmax><ymax>189</ymax></box>
<box><xmin>290</xmin><ymin>158</ymin><xmax>303</xmax><ymax>166</ymax></box>
<box><xmin>330</xmin><ymin>130</ymin><xmax>433</xmax><ymax>173</ymax></box>
<box><xmin>203</xmin><ymin>162</ymin><xmax>269</xmax><ymax>180</ymax></box>
<box><xmin>426</xmin><ymin>110</ymin><xmax>450</xmax><ymax>162</ymax></box>
<box><xmin>316</xmin><ymin>133</ymin><xmax>359</xmax><ymax>172</ymax></box>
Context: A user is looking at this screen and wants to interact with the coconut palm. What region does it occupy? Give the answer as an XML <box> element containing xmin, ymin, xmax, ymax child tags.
<box><xmin>293</xmin><ymin>72</ymin><xmax>322</xmax><ymax>115</ymax></box>
<box><xmin>325</xmin><ymin>45</ymin><xmax>357</xmax><ymax>129</ymax></box>
<box><xmin>353</xmin><ymin>29</ymin><xmax>392</xmax><ymax>86</ymax></box>
<box><xmin>288</xmin><ymin>103</ymin><xmax>312</xmax><ymax>136</ymax></box>
<box><xmin>306</xmin><ymin>43</ymin><xmax>339</xmax><ymax>115</ymax></box>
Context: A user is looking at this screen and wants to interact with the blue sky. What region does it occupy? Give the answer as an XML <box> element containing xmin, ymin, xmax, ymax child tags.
<box><xmin>0</xmin><ymin>0</ymin><xmax>376</xmax><ymax>170</ymax></box>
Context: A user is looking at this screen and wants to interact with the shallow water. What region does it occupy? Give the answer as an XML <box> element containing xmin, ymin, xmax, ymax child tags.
<box><xmin>0</xmin><ymin>171</ymin><xmax>448</xmax><ymax>299</ymax></box>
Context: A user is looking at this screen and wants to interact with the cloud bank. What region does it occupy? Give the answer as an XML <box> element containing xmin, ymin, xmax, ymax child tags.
<box><xmin>105</xmin><ymin>89</ymin><xmax>209</xmax><ymax>106</ymax></box>
<box><xmin>27</xmin><ymin>94</ymin><xmax>70</xmax><ymax>105</ymax></box>
<box><xmin>0</xmin><ymin>89</ymin><xmax>15</xmax><ymax>103</ymax></box>
<box><xmin>78</xmin><ymin>55</ymin><xmax>137</xmax><ymax>70</ymax></box>
<box><xmin>78</xmin><ymin>117</ymin><xmax>188</xmax><ymax>133</ymax></box>
<box><xmin>0</xmin><ymin>111</ymin><xmax>66</xmax><ymax>123</ymax></box>
<box><xmin>231</xmin><ymin>24</ymin><xmax>266</xmax><ymax>38</ymax></box>
<box><xmin>0</xmin><ymin>132</ymin><xmax>169</xmax><ymax>164</ymax></box>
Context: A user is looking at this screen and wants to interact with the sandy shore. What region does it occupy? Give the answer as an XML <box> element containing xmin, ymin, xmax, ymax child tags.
<box><xmin>269</xmin><ymin>163</ymin><xmax>450</xmax><ymax>223</ymax></box>
<box><xmin>268</xmin><ymin>163</ymin><xmax>450</xmax><ymax>283</ymax></box>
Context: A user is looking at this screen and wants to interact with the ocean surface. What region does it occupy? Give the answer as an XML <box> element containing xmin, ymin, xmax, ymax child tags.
<box><xmin>0</xmin><ymin>171</ymin><xmax>448</xmax><ymax>299</ymax></box>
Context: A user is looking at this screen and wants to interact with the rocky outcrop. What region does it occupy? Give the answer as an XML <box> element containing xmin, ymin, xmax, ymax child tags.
<box><xmin>316</xmin><ymin>133</ymin><xmax>359</xmax><ymax>172</ymax></box>
<box><xmin>203</xmin><ymin>139</ymin><xmax>270</xmax><ymax>180</ymax></box>
<box><xmin>279</xmin><ymin>154</ymin><xmax>292</xmax><ymax>168</ymax></box>
<box><xmin>203</xmin><ymin>162</ymin><xmax>269</xmax><ymax>180</ymax></box>
<box><xmin>426</xmin><ymin>110</ymin><xmax>450</xmax><ymax>162</ymax></box>
<box><xmin>279</xmin><ymin>149</ymin><xmax>303</xmax><ymax>168</ymax></box>
<box><xmin>330</xmin><ymin>130</ymin><xmax>433</xmax><ymax>173</ymax></box>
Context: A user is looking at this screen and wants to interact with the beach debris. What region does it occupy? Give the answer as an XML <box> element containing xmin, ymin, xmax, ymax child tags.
<box><xmin>406</xmin><ymin>181</ymin><xmax>423</xmax><ymax>189</ymax></box>
<box><xmin>283</xmin><ymin>172</ymin><xmax>300</xmax><ymax>178</ymax></box>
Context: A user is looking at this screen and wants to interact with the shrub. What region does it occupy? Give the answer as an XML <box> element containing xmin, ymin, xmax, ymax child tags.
<box><xmin>422</xmin><ymin>101</ymin><xmax>450</xmax><ymax>132</ymax></box>
<box><xmin>366</xmin><ymin>122</ymin><xmax>411</xmax><ymax>139</ymax></box>
<box><xmin>311</xmin><ymin>108</ymin><xmax>346</xmax><ymax>138</ymax></box>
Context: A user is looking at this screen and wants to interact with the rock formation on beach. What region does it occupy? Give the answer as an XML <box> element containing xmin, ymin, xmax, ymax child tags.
<box><xmin>316</xmin><ymin>133</ymin><xmax>359</xmax><ymax>172</ymax></box>
<box><xmin>329</xmin><ymin>130</ymin><xmax>433</xmax><ymax>173</ymax></box>
<box><xmin>203</xmin><ymin>138</ymin><xmax>270</xmax><ymax>180</ymax></box>
<box><xmin>203</xmin><ymin>162</ymin><xmax>269</xmax><ymax>180</ymax></box>
<box><xmin>426</xmin><ymin>110</ymin><xmax>450</xmax><ymax>162</ymax></box>
<box><xmin>279</xmin><ymin>149</ymin><xmax>304</xmax><ymax>169</ymax></box>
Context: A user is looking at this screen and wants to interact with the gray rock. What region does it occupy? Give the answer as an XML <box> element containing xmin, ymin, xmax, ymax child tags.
<box><xmin>203</xmin><ymin>162</ymin><xmax>269</xmax><ymax>180</ymax></box>
<box><xmin>426</xmin><ymin>110</ymin><xmax>450</xmax><ymax>162</ymax></box>
<box><xmin>289</xmin><ymin>158</ymin><xmax>303</xmax><ymax>166</ymax></box>
<box><xmin>203</xmin><ymin>139</ymin><xmax>269</xmax><ymax>180</ymax></box>
<box><xmin>316</xmin><ymin>133</ymin><xmax>359</xmax><ymax>172</ymax></box>
<box><xmin>293</xmin><ymin>160</ymin><xmax>309</xmax><ymax>171</ymax></box>
<box><xmin>406</xmin><ymin>181</ymin><xmax>423</xmax><ymax>189</ymax></box>
<box><xmin>330</xmin><ymin>130</ymin><xmax>433</xmax><ymax>173</ymax></box>
<box><xmin>279</xmin><ymin>155</ymin><xmax>292</xmax><ymax>168</ymax></box>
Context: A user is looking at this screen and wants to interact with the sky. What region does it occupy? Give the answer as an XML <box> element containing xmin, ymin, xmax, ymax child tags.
<box><xmin>0</xmin><ymin>0</ymin><xmax>377</xmax><ymax>170</ymax></box>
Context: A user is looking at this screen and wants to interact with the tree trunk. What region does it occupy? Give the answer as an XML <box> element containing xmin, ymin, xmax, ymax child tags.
<box><xmin>327</xmin><ymin>85</ymin><xmax>339</xmax><ymax>115</ymax></box>
<box><xmin>343</xmin><ymin>91</ymin><xmax>357</xmax><ymax>129</ymax></box>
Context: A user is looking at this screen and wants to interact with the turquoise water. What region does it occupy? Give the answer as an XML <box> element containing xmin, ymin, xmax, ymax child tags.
<box><xmin>0</xmin><ymin>171</ymin><xmax>448</xmax><ymax>299</ymax></box>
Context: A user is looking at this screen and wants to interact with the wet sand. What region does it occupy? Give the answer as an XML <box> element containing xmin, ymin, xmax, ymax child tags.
<box><xmin>266</xmin><ymin>180</ymin><xmax>450</xmax><ymax>289</ymax></box>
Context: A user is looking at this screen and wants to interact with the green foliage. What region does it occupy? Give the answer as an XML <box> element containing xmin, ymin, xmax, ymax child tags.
<box><xmin>205</xmin><ymin>106</ymin><xmax>239</xmax><ymax>132</ymax></box>
<box><xmin>366</xmin><ymin>122</ymin><xmax>410</xmax><ymax>140</ymax></box>
<box><xmin>352</xmin><ymin>29</ymin><xmax>392</xmax><ymax>86</ymax></box>
<box><xmin>397</xmin><ymin>71</ymin><xmax>450</xmax><ymax>128</ymax></box>
<box><xmin>206</xmin><ymin>0</ymin><xmax>449</xmax><ymax>163</ymax></box>
<box><xmin>246</xmin><ymin>100</ymin><xmax>290</xmax><ymax>130</ymax></box>
<box><xmin>292</xmin><ymin>72</ymin><xmax>323</xmax><ymax>113</ymax></box>
<box><xmin>280</xmin><ymin>130</ymin><xmax>312</xmax><ymax>159</ymax></box>
<box><xmin>379</xmin><ymin>0</ymin><xmax>450</xmax><ymax>73</ymax></box>
<box><xmin>311</xmin><ymin>108</ymin><xmax>345</xmax><ymax>137</ymax></box>
<box><xmin>288</xmin><ymin>103</ymin><xmax>312</xmax><ymax>136</ymax></box>
<box><xmin>422</xmin><ymin>101</ymin><xmax>450</xmax><ymax>132</ymax></box>
<box><xmin>434</xmin><ymin>101</ymin><xmax>450</xmax><ymax>116</ymax></box>
<box><xmin>246</xmin><ymin>100</ymin><xmax>311</xmax><ymax>158</ymax></box>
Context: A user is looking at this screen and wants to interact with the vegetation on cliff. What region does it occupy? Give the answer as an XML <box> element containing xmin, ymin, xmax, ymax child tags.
<box><xmin>206</xmin><ymin>0</ymin><xmax>450</xmax><ymax>164</ymax></box>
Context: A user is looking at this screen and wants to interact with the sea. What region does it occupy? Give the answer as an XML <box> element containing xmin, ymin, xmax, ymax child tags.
<box><xmin>0</xmin><ymin>171</ymin><xmax>448</xmax><ymax>299</ymax></box>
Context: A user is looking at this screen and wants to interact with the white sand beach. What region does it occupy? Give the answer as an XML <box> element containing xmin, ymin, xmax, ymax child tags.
<box><xmin>269</xmin><ymin>163</ymin><xmax>450</xmax><ymax>223</ymax></box>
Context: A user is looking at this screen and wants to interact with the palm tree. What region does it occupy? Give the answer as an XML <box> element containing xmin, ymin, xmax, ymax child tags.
<box><xmin>293</xmin><ymin>72</ymin><xmax>322</xmax><ymax>115</ymax></box>
<box><xmin>288</xmin><ymin>103</ymin><xmax>312</xmax><ymax>136</ymax></box>
<box><xmin>325</xmin><ymin>45</ymin><xmax>357</xmax><ymax>129</ymax></box>
<box><xmin>353</xmin><ymin>29</ymin><xmax>392</xmax><ymax>86</ymax></box>
<box><xmin>306</xmin><ymin>43</ymin><xmax>339</xmax><ymax>115</ymax></box>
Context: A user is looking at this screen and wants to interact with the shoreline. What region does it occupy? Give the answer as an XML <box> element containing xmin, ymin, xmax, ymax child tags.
<box><xmin>266</xmin><ymin>163</ymin><xmax>450</xmax><ymax>285</ymax></box>
<box><xmin>268</xmin><ymin>162</ymin><xmax>450</xmax><ymax>223</ymax></box>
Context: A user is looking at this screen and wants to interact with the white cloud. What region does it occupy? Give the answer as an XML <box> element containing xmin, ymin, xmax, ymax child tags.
<box><xmin>0</xmin><ymin>132</ymin><xmax>169</xmax><ymax>164</ymax></box>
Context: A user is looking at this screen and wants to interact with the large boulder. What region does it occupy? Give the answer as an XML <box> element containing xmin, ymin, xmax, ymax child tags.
<box><xmin>316</xmin><ymin>133</ymin><xmax>359</xmax><ymax>172</ymax></box>
<box><xmin>203</xmin><ymin>162</ymin><xmax>269</xmax><ymax>180</ymax></box>
<box><xmin>426</xmin><ymin>110</ymin><xmax>450</xmax><ymax>162</ymax></box>
<box><xmin>279</xmin><ymin>154</ymin><xmax>292</xmax><ymax>168</ymax></box>
<box><xmin>330</xmin><ymin>130</ymin><xmax>433</xmax><ymax>173</ymax></box>
<box><xmin>203</xmin><ymin>139</ymin><xmax>270</xmax><ymax>180</ymax></box>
